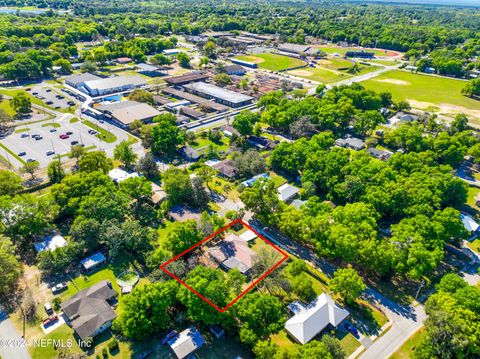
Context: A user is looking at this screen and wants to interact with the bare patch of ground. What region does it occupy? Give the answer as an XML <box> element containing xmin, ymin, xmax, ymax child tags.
<box><xmin>288</xmin><ymin>69</ymin><xmax>313</xmax><ymax>77</ymax></box>
<box><xmin>376</xmin><ymin>78</ymin><xmax>410</xmax><ymax>86</ymax></box>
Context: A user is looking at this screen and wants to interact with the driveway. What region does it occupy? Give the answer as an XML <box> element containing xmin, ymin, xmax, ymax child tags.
<box><xmin>0</xmin><ymin>308</ymin><xmax>31</xmax><ymax>359</ymax></box>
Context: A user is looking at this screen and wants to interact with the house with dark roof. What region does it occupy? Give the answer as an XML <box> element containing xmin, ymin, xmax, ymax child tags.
<box><xmin>61</xmin><ymin>281</ymin><xmax>117</xmax><ymax>340</ymax></box>
<box><xmin>367</xmin><ymin>147</ymin><xmax>393</xmax><ymax>161</ymax></box>
<box><xmin>335</xmin><ymin>136</ymin><xmax>366</xmax><ymax>151</ymax></box>
<box><xmin>211</xmin><ymin>159</ymin><xmax>238</xmax><ymax>178</ymax></box>
<box><xmin>247</xmin><ymin>135</ymin><xmax>276</xmax><ymax>150</ymax></box>
<box><xmin>224</xmin><ymin>65</ymin><xmax>246</xmax><ymax>76</ymax></box>
<box><xmin>208</xmin><ymin>234</ymin><xmax>256</xmax><ymax>275</ymax></box>
<box><xmin>180</xmin><ymin>145</ymin><xmax>201</xmax><ymax>161</ymax></box>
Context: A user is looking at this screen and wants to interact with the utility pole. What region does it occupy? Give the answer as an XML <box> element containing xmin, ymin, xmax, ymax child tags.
<box><xmin>415</xmin><ymin>279</ymin><xmax>425</xmax><ymax>301</ymax></box>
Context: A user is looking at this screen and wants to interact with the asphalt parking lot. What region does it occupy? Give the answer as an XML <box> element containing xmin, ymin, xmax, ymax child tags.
<box><xmin>28</xmin><ymin>86</ymin><xmax>76</xmax><ymax>110</ymax></box>
<box><xmin>0</xmin><ymin>114</ymin><xmax>142</xmax><ymax>168</ymax></box>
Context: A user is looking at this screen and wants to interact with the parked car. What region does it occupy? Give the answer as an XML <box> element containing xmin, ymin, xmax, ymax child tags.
<box><xmin>18</xmin><ymin>151</ymin><xmax>26</xmax><ymax>156</ymax></box>
<box><xmin>161</xmin><ymin>330</ymin><xmax>178</xmax><ymax>345</ymax></box>
<box><xmin>50</xmin><ymin>128</ymin><xmax>57</xmax><ymax>133</ymax></box>
<box><xmin>66</xmin><ymin>131</ymin><xmax>73</xmax><ymax>135</ymax></box>
<box><xmin>88</xmin><ymin>130</ymin><xmax>97</xmax><ymax>135</ymax></box>
<box><xmin>46</xmin><ymin>89</ymin><xmax>52</xmax><ymax>92</ymax></box>
<box><xmin>34</xmin><ymin>136</ymin><xmax>43</xmax><ymax>140</ymax></box>
<box><xmin>26</xmin><ymin>158</ymin><xmax>35</xmax><ymax>163</ymax></box>
<box><xmin>51</xmin><ymin>282</ymin><xmax>67</xmax><ymax>294</ymax></box>
<box><xmin>20</xmin><ymin>133</ymin><xmax>29</xmax><ymax>138</ymax></box>
<box><xmin>70</xmin><ymin>140</ymin><xmax>79</xmax><ymax>145</ymax></box>
<box><xmin>46</xmin><ymin>151</ymin><xmax>55</xmax><ymax>156</ymax></box>
<box><xmin>59</xmin><ymin>134</ymin><xmax>69</xmax><ymax>139</ymax></box>
<box><xmin>44</xmin><ymin>302</ymin><xmax>53</xmax><ymax>315</ymax></box>
<box><xmin>344</xmin><ymin>322</ymin><xmax>359</xmax><ymax>337</ymax></box>
<box><xmin>32</xmin><ymin>92</ymin><xmax>38</xmax><ymax>95</ymax></box>
<box><xmin>45</xmin><ymin>100</ymin><xmax>53</xmax><ymax>105</ymax></box>
<box><xmin>31</xmin><ymin>134</ymin><xmax>40</xmax><ymax>138</ymax></box>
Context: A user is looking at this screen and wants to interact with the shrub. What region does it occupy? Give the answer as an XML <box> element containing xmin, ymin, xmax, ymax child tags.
<box><xmin>108</xmin><ymin>338</ymin><xmax>119</xmax><ymax>353</ymax></box>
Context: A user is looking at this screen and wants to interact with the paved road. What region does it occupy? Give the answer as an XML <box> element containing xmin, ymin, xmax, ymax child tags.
<box><xmin>359</xmin><ymin>290</ymin><xmax>426</xmax><ymax>359</ymax></box>
<box><xmin>0</xmin><ymin>308</ymin><xmax>31</xmax><ymax>359</ymax></box>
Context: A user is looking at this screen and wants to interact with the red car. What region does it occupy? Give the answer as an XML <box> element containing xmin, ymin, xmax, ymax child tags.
<box><xmin>59</xmin><ymin>134</ymin><xmax>69</xmax><ymax>139</ymax></box>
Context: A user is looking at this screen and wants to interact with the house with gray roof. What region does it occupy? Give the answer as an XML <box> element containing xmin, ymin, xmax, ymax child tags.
<box><xmin>83</xmin><ymin>75</ymin><xmax>147</xmax><ymax>96</ymax></box>
<box><xmin>61</xmin><ymin>280</ymin><xmax>117</xmax><ymax>340</ymax></box>
<box><xmin>335</xmin><ymin>136</ymin><xmax>366</xmax><ymax>150</ymax></box>
<box><xmin>65</xmin><ymin>73</ymin><xmax>101</xmax><ymax>89</ymax></box>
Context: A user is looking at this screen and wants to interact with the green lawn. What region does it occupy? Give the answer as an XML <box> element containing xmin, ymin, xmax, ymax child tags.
<box><xmin>316</xmin><ymin>46</ymin><xmax>398</xmax><ymax>57</ymax></box>
<box><xmin>336</xmin><ymin>331</ymin><xmax>361</xmax><ymax>357</ymax></box>
<box><xmin>466</xmin><ymin>238</ymin><xmax>480</xmax><ymax>254</ymax></box>
<box><xmin>30</xmin><ymin>324</ymin><xmax>84</xmax><ymax>359</ymax></box>
<box><xmin>390</xmin><ymin>328</ymin><xmax>426</xmax><ymax>359</ymax></box>
<box><xmin>0</xmin><ymin>142</ymin><xmax>26</xmax><ymax>165</ymax></box>
<box><xmin>234</xmin><ymin>53</ymin><xmax>307</xmax><ymax>71</ymax></box>
<box><xmin>467</xmin><ymin>186</ymin><xmax>480</xmax><ymax>211</ymax></box>
<box><xmin>361</xmin><ymin>70</ymin><xmax>480</xmax><ymax>122</ymax></box>
<box><xmin>82</xmin><ymin>119</ymin><xmax>117</xmax><ymax>143</ymax></box>
<box><xmin>14</xmin><ymin>127</ymin><xmax>30</xmax><ymax>133</ymax></box>
<box><xmin>59</xmin><ymin>267</ymin><xmax>122</xmax><ymax>302</ymax></box>
<box><xmin>0</xmin><ymin>99</ymin><xmax>16</xmax><ymax>116</ymax></box>
<box><xmin>287</xmin><ymin>66</ymin><xmax>352</xmax><ymax>83</ymax></box>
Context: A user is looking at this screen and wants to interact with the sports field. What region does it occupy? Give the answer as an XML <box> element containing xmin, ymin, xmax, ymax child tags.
<box><xmin>361</xmin><ymin>70</ymin><xmax>480</xmax><ymax>121</ymax></box>
<box><xmin>287</xmin><ymin>67</ymin><xmax>352</xmax><ymax>83</ymax></box>
<box><xmin>234</xmin><ymin>52</ymin><xmax>306</xmax><ymax>71</ymax></box>
<box><xmin>316</xmin><ymin>46</ymin><xmax>401</xmax><ymax>58</ymax></box>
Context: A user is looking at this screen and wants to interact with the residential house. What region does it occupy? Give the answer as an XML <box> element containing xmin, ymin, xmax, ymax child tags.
<box><xmin>277</xmin><ymin>183</ymin><xmax>300</xmax><ymax>203</ymax></box>
<box><xmin>461</xmin><ymin>213</ymin><xmax>480</xmax><ymax>236</ymax></box>
<box><xmin>34</xmin><ymin>234</ymin><xmax>67</xmax><ymax>253</ymax></box>
<box><xmin>108</xmin><ymin>168</ymin><xmax>139</xmax><ymax>183</ymax></box>
<box><xmin>367</xmin><ymin>147</ymin><xmax>393</xmax><ymax>161</ymax></box>
<box><xmin>180</xmin><ymin>145</ymin><xmax>201</xmax><ymax>161</ymax></box>
<box><xmin>247</xmin><ymin>135</ymin><xmax>276</xmax><ymax>150</ymax></box>
<box><xmin>210</xmin><ymin>159</ymin><xmax>238</xmax><ymax>179</ymax></box>
<box><xmin>208</xmin><ymin>233</ymin><xmax>257</xmax><ymax>275</ymax></box>
<box><xmin>61</xmin><ymin>281</ymin><xmax>117</xmax><ymax>340</ymax></box>
<box><xmin>285</xmin><ymin>293</ymin><xmax>349</xmax><ymax>344</ymax></box>
<box><xmin>335</xmin><ymin>136</ymin><xmax>366</xmax><ymax>150</ymax></box>
<box><xmin>151</xmin><ymin>182</ymin><xmax>167</xmax><ymax>206</ymax></box>
<box><xmin>168</xmin><ymin>327</ymin><xmax>206</xmax><ymax>359</ymax></box>
<box><xmin>241</xmin><ymin>173</ymin><xmax>270</xmax><ymax>187</ymax></box>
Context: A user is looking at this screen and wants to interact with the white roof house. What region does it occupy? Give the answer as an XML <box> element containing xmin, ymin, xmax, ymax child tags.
<box><xmin>461</xmin><ymin>213</ymin><xmax>479</xmax><ymax>233</ymax></box>
<box><xmin>277</xmin><ymin>183</ymin><xmax>300</xmax><ymax>202</ymax></box>
<box><xmin>168</xmin><ymin>327</ymin><xmax>205</xmax><ymax>359</ymax></box>
<box><xmin>285</xmin><ymin>293</ymin><xmax>349</xmax><ymax>344</ymax></box>
<box><xmin>108</xmin><ymin>169</ymin><xmax>139</xmax><ymax>183</ymax></box>
<box><xmin>34</xmin><ymin>234</ymin><xmax>67</xmax><ymax>253</ymax></box>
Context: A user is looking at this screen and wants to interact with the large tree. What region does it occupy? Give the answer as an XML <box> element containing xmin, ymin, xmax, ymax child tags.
<box><xmin>0</xmin><ymin>235</ymin><xmax>22</xmax><ymax>296</ymax></box>
<box><xmin>330</xmin><ymin>267</ymin><xmax>366</xmax><ymax>304</ymax></box>
<box><xmin>113</xmin><ymin>281</ymin><xmax>178</xmax><ymax>339</ymax></box>
<box><xmin>114</xmin><ymin>141</ymin><xmax>138</xmax><ymax>169</ymax></box>
<box><xmin>0</xmin><ymin>170</ymin><xmax>23</xmax><ymax>196</ymax></box>
<box><xmin>151</xmin><ymin>114</ymin><xmax>184</xmax><ymax>155</ymax></box>
<box><xmin>163</xmin><ymin>220</ymin><xmax>202</xmax><ymax>255</ymax></box>
<box><xmin>77</xmin><ymin>151</ymin><xmax>113</xmax><ymax>174</ymax></box>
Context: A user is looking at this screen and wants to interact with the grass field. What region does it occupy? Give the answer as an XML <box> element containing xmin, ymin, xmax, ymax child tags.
<box><xmin>361</xmin><ymin>70</ymin><xmax>480</xmax><ymax>122</ymax></box>
<box><xmin>287</xmin><ymin>66</ymin><xmax>352</xmax><ymax>83</ymax></box>
<box><xmin>234</xmin><ymin>52</ymin><xmax>306</xmax><ymax>71</ymax></box>
<box><xmin>316</xmin><ymin>46</ymin><xmax>399</xmax><ymax>57</ymax></box>
<box><xmin>0</xmin><ymin>99</ymin><xmax>16</xmax><ymax>116</ymax></box>
<box><xmin>390</xmin><ymin>328</ymin><xmax>426</xmax><ymax>359</ymax></box>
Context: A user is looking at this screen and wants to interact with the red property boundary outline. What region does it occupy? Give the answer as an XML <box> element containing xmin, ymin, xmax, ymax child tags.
<box><xmin>160</xmin><ymin>219</ymin><xmax>289</xmax><ymax>312</ymax></box>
